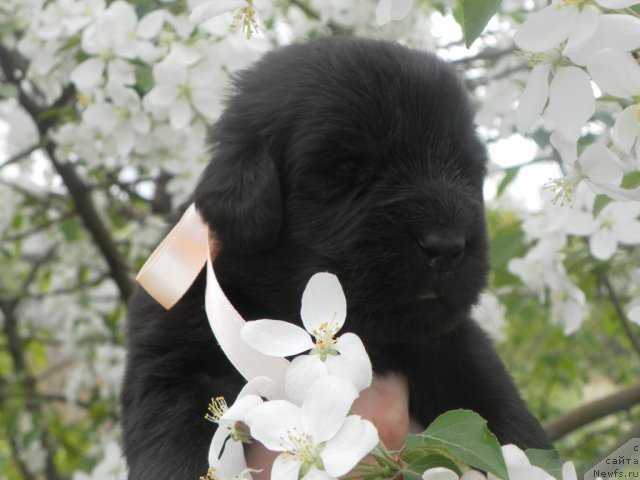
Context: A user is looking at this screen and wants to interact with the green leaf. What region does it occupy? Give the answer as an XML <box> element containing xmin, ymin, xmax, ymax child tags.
<box><xmin>406</xmin><ymin>409</ymin><xmax>508</xmax><ymax>479</ymax></box>
<box><xmin>621</xmin><ymin>170</ymin><xmax>640</xmax><ymax>189</ymax></box>
<box><xmin>402</xmin><ymin>454</ymin><xmax>462</xmax><ymax>480</ymax></box>
<box><xmin>497</xmin><ymin>167</ymin><xmax>519</xmax><ymax>197</ymax></box>
<box><xmin>525</xmin><ymin>448</ymin><xmax>564</xmax><ymax>478</ymax></box>
<box><xmin>490</xmin><ymin>222</ymin><xmax>524</xmax><ymax>272</ymax></box>
<box><xmin>460</xmin><ymin>0</ymin><xmax>503</xmax><ymax>47</ymax></box>
<box><xmin>592</xmin><ymin>194</ymin><xmax>611</xmax><ymax>218</ymax></box>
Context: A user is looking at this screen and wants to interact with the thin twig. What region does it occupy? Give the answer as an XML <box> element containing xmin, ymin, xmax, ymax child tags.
<box><xmin>603</xmin><ymin>275</ymin><xmax>640</xmax><ymax>359</ymax></box>
<box><xmin>451</xmin><ymin>46</ymin><xmax>517</xmax><ymax>65</ymax></box>
<box><xmin>0</xmin><ymin>143</ymin><xmax>39</xmax><ymax>169</ymax></box>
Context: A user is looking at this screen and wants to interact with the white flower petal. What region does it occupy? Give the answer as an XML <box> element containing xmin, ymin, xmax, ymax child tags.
<box><xmin>271</xmin><ymin>454</ymin><xmax>302</xmax><ymax>480</ymax></box>
<box><xmin>567</xmin><ymin>14</ymin><xmax>640</xmax><ymax>65</ymax></box>
<box><xmin>245</xmin><ymin>400</ymin><xmax>301</xmax><ymax>451</ymax></box>
<box><xmin>590</xmin><ymin>183</ymin><xmax>640</xmax><ymax>201</ymax></box>
<box><xmin>285</xmin><ymin>354</ymin><xmax>328</xmax><ymax>405</ymax></box>
<box><xmin>138</xmin><ymin>10</ymin><xmax>165</xmax><ymax>39</ymax></box>
<box><xmin>327</xmin><ymin>333</ymin><xmax>372</xmax><ymax>392</ymax></box>
<box><xmin>108</xmin><ymin>58</ymin><xmax>135</xmax><ymax>86</ymax></box>
<box><xmin>562</xmin><ymin>461</ymin><xmax>577</xmax><ymax>480</ymax></box>
<box><xmin>221</xmin><ymin>395</ymin><xmax>263</xmax><ymax>422</ymax></box>
<box><xmin>596</xmin><ymin>0</ymin><xmax>640</xmax><ymax>9</ymax></box>
<box><xmin>211</xmin><ymin>436</ymin><xmax>247</xmax><ymax>478</ymax></box>
<box><xmin>563</xmin><ymin>6</ymin><xmax>600</xmax><ymax>57</ymax></box>
<box><xmin>238</xmin><ymin>376</ymin><xmax>275</xmax><ymax>399</ymax></box>
<box><xmin>460</xmin><ymin>471</ymin><xmax>487</xmax><ymax>480</ymax></box>
<box><xmin>115</xmin><ymin>126</ymin><xmax>135</xmax><ymax>155</ymax></box>
<box><xmin>190</xmin><ymin>0</ymin><xmax>247</xmax><ymax>24</ymax></box>
<box><xmin>375</xmin><ymin>0</ymin><xmax>414</xmax><ymax>26</ymax></box>
<box><xmin>153</xmin><ymin>56</ymin><xmax>188</xmax><ymax>85</ymax></box>
<box><xmin>587</xmin><ymin>49</ymin><xmax>640</xmax><ymax>98</ymax></box>
<box><xmin>612</xmin><ymin>105</ymin><xmax>640</xmax><ymax>154</ymax></box>
<box><xmin>192</xmin><ymin>89</ymin><xmax>221</xmax><ymax>120</ymax></box>
<box><xmin>590</xmin><ymin>229</ymin><xmax>618</xmax><ymax>260</ymax></box>
<box><xmin>144</xmin><ymin>83</ymin><xmax>178</xmax><ymax>110</ymax></box>
<box><xmin>514</xmin><ymin>4</ymin><xmax>578</xmax><ymax>52</ymax></box>
<box><xmin>209</xmin><ymin>424</ymin><xmax>232</xmax><ymax>465</ymax></box>
<box><xmin>169</xmin><ymin>98</ymin><xmax>193</xmax><ymax>129</ymax></box>
<box><xmin>321</xmin><ymin>416</ymin><xmax>378</xmax><ymax>477</ymax></box>
<box><xmin>70</xmin><ymin>57</ymin><xmax>104</xmax><ymax>90</ymax></box>
<box><xmin>241</xmin><ymin>320</ymin><xmax>314</xmax><ymax>357</ymax></box>
<box><xmin>501</xmin><ymin>444</ymin><xmax>531</xmax><ymax>467</ymax></box>
<box><xmin>131</xmin><ymin>111</ymin><xmax>151</xmax><ymax>133</ymax></box>
<box><xmin>547</xmin><ymin>66</ymin><xmax>595</xmax><ymax>140</ymax></box>
<box><xmin>84</xmin><ymin>103</ymin><xmax>118</xmax><ymax>131</ymax></box>
<box><xmin>303</xmin><ymin>467</ymin><xmax>335</xmax><ymax>480</ymax></box>
<box><xmin>109</xmin><ymin>1</ymin><xmax>137</xmax><ymax>31</ymax></box>
<box><xmin>579</xmin><ymin>144</ymin><xmax>623</xmax><ymax>185</ymax></box>
<box><xmin>301</xmin><ymin>272</ymin><xmax>347</xmax><ymax>334</ymax></box>
<box><xmin>549</xmin><ymin>130</ymin><xmax>578</xmax><ymax>165</ymax></box>
<box><xmin>615</xmin><ymin>222</ymin><xmax>640</xmax><ymax>245</ymax></box>
<box><xmin>422</xmin><ymin>467</ymin><xmax>460</xmax><ymax>480</ymax></box>
<box><xmin>301</xmin><ymin>376</ymin><xmax>358</xmax><ymax>443</ymax></box>
<box><xmin>564</xmin><ymin>211</ymin><xmax>597</xmax><ymax>236</ymax></box>
<box><xmin>516</xmin><ymin>63</ymin><xmax>551</xmax><ymax>134</ymax></box>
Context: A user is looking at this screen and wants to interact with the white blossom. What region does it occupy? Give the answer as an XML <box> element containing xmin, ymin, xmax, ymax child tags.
<box><xmin>586</xmin><ymin>48</ymin><xmax>640</xmax><ymax>99</ymax></box>
<box><xmin>206</xmin><ymin>377</ymin><xmax>274</xmax><ymax>476</ymax></box>
<box><xmin>587</xmin><ymin>202</ymin><xmax>640</xmax><ymax>260</ymax></box>
<box><xmin>190</xmin><ymin>0</ymin><xmax>248</xmax><ymax>24</ymax></box>
<box><xmin>375</xmin><ymin>0</ymin><xmax>414</xmax><ymax>26</ymax></box>
<box><xmin>472</xmin><ymin>291</ymin><xmax>507</xmax><ymax>342</ymax></box>
<box><xmin>546</xmin><ymin>144</ymin><xmax>628</xmax><ymax>205</ymax></box>
<box><xmin>241</xmin><ymin>272</ymin><xmax>372</xmax><ymax>405</ymax></box>
<box><xmin>245</xmin><ymin>376</ymin><xmax>378</xmax><ymax>480</ymax></box>
<box><xmin>143</xmin><ymin>52</ymin><xmax>221</xmax><ymax>129</ymax></box>
<box><xmin>488</xmin><ymin>445</ymin><xmax>577</xmax><ymax>480</ymax></box>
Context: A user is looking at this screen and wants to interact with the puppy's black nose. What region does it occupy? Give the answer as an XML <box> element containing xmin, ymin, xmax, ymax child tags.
<box><xmin>419</xmin><ymin>232</ymin><xmax>465</xmax><ymax>270</ymax></box>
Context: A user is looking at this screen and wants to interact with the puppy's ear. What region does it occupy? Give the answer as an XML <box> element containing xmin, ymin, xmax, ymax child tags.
<box><xmin>194</xmin><ymin>142</ymin><xmax>281</xmax><ymax>254</ymax></box>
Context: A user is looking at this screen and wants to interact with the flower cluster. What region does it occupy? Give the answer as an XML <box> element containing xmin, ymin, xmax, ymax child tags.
<box><xmin>507</xmin><ymin>0</ymin><xmax>640</xmax><ymax>334</ymax></box>
<box><xmin>204</xmin><ymin>273</ymin><xmax>378</xmax><ymax>480</ymax></box>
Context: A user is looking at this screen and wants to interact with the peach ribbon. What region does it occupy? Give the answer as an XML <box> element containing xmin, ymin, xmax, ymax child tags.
<box><xmin>136</xmin><ymin>204</ymin><xmax>288</xmax><ymax>397</ymax></box>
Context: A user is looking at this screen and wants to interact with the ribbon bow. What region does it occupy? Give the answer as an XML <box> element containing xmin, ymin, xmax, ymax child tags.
<box><xmin>136</xmin><ymin>204</ymin><xmax>288</xmax><ymax>397</ymax></box>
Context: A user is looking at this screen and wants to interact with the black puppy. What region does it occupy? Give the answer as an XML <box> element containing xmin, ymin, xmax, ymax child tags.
<box><xmin>122</xmin><ymin>36</ymin><xmax>552</xmax><ymax>479</ymax></box>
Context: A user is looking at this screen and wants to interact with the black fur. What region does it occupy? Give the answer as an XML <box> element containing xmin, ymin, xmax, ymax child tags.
<box><xmin>122</xmin><ymin>37</ymin><xmax>552</xmax><ymax>479</ymax></box>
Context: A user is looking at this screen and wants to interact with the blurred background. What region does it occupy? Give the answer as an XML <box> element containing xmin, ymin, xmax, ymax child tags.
<box><xmin>1</xmin><ymin>0</ymin><xmax>639</xmax><ymax>478</ymax></box>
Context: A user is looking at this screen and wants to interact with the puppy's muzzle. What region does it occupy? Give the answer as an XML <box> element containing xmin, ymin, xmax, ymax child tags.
<box><xmin>418</xmin><ymin>231</ymin><xmax>466</xmax><ymax>271</ymax></box>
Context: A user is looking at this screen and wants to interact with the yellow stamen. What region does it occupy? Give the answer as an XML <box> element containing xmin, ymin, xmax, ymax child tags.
<box><xmin>199</xmin><ymin>467</ymin><xmax>220</xmax><ymax>480</ymax></box>
<box><xmin>205</xmin><ymin>396</ymin><xmax>228</xmax><ymax>423</ymax></box>
<box><xmin>230</xmin><ymin>1</ymin><xmax>258</xmax><ymax>39</ymax></box>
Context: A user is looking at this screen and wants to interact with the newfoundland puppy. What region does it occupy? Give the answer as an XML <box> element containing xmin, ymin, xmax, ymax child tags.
<box><xmin>122</xmin><ymin>36</ymin><xmax>552</xmax><ymax>478</ymax></box>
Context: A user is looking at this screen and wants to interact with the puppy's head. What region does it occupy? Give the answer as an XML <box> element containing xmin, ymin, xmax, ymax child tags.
<box><xmin>195</xmin><ymin>37</ymin><xmax>489</xmax><ymax>342</ymax></box>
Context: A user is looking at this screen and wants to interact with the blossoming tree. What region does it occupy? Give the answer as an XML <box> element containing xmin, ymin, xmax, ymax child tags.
<box><xmin>1</xmin><ymin>0</ymin><xmax>639</xmax><ymax>478</ymax></box>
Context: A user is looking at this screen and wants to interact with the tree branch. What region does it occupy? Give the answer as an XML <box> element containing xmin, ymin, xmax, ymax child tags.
<box><xmin>0</xmin><ymin>43</ymin><xmax>134</xmax><ymax>301</ymax></box>
<box><xmin>45</xmin><ymin>144</ymin><xmax>133</xmax><ymax>300</ymax></box>
<box><xmin>0</xmin><ymin>301</ymin><xmax>61</xmax><ymax>480</ymax></box>
<box><xmin>603</xmin><ymin>275</ymin><xmax>640</xmax><ymax>359</ymax></box>
<box><xmin>544</xmin><ymin>383</ymin><xmax>640</xmax><ymax>441</ymax></box>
